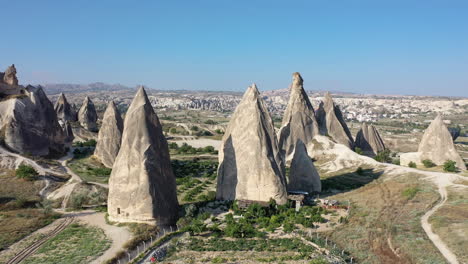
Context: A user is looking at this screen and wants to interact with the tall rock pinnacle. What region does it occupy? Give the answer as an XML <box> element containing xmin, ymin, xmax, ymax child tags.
<box><xmin>78</xmin><ymin>96</ymin><xmax>98</xmax><ymax>131</ymax></box>
<box><xmin>94</xmin><ymin>101</ymin><xmax>124</xmax><ymax>168</ymax></box>
<box><xmin>216</xmin><ymin>84</ymin><xmax>288</xmax><ymax>204</ymax></box>
<box><xmin>0</xmin><ymin>85</ymin><xmax>65</xmax><ymax>156</ymax></box>
<box><xmin>278</xmin><ymin>72</ymin><xmax>320</xmax><ymax>162</ymax></box>
<box><xmin>3</xmin><ymin>64</ymin><xmax>18</xmax><ymax>86</ymax></box>
<box><xmin>355</xmin><ymin>123</ymin><xmax>386</xmax><ymax>155</ymax></box>
<box><xmin>418</xmin><ymin>114</ymin><xmax>466</xmax><ymax>170</ymax></box>
<box><xmin>107</xmin><ymin>87</ymin><xmax>179</xmax><ymax>225</ymax></box>
<box><xmin>54</xmin><ymin>93</ymin><xmax>78</xmax><ymax>122</ymax></box>
<box><xmin>316</xmin><ymin>92</ymin><xmax>354</xmax><ymax>148</ymax></box>
<box><xmin>288</xmin><ymin>140</ymin><xmax>321</xmax><ymax>193</ymax></box>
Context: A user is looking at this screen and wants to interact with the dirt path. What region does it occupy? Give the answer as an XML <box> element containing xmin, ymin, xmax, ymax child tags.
<box><xmin>38</xmin><ymin>177</ymin><xmax>51</xmax><ymax>197</ymax></box>
<box><xmin>0</xmin><ymin>146</ymin><xmax>64</xmax><ymax>176</ymax></box>
<box><xmin>57</xmin><ymin>148</ymin><xmax>83</xmax><ymax>183</ymax></box>
<box><xmin>172</xmin><ymin>138</ymin><xmax>221</xmax><ymax>150</ymax></box>
<box><xmin>384</xmin><ymin>165</ymin><xmax>467</xmax><ymax>264</ymax></box>
<box><xmin>420</xmin><ymin>180</ymin><xmax>459</xmax><ymax>264</ymax></box>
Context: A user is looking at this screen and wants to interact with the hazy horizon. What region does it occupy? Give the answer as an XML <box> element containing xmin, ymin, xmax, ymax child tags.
<box><xmin>2</xmin><ymin>1</ymin><xmax>468</xmax><ymax>97</ymax></box>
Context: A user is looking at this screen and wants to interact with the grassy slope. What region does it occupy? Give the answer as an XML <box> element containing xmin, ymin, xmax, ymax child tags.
<box><xmin>323</xmin><ymin>168</ymin><xmax>446</xmax><ymax>264</ymax></box>
<box><xmin>0</xmin><ymin>169</ymin><xmax>59</xmax><ymax>250</ymax></box>
<box><xmin>23</xmin><ymin>223</ymin><xmax>111</xmax><ymax>264</ymax></box>
<box><xmin>68</xmin><ymin>155</ymin><xmax>111</xmax><ymax>184</ymax></box>
<box><xmin>429</xmin><ymin>186</ymin><xmax>468</xmax><ymax>263</ymax></box>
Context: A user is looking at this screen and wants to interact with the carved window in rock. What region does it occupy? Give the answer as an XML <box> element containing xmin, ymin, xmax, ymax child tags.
<box><xmin>117</xmin><ymin>208</ymin><xmax>121</xmax><ymax>214</ymax></box>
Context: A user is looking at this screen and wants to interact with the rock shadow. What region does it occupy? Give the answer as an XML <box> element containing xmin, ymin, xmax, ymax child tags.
<box><xmin>215</xmin><ymin>135</ymin><xmax>237</xmax><ymax>201</ymax></box>
<box><xmin>320</xmin><ymin>168</ymin><xmax>384</xmax><ymax>197</ymax></box>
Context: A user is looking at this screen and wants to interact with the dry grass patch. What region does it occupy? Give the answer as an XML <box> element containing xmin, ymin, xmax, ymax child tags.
<box><xmin>429</xmin><ymin>186</ymin><xmax>468</xmax><ymax>263</ymax></box>
<box><xmin>325</xmin><ymin>171</ymin><xmax>446</xmax><ymax>264</ymax></box>
<box><xmin>68</xmin><ymin>155</ymin><xmax>111</xmax><ymax>184</ymax></box>
<box><xmin>22</xmin><ymin>223</ymin><xmax>110</xmax><ymax>264</ymax></box>
<box><xmin>0</xmin><ymin>209</ymin><xmax>60</xmax><ymax>250</ymax></box>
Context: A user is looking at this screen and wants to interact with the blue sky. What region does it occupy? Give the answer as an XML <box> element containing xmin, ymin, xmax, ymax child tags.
<box><xmin>1</xmin><ymin>1</ymin><xmax>468</xmax><ymax>96</ymax></box>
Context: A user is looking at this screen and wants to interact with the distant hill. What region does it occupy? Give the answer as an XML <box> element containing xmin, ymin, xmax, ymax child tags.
<box><xmin>42</xmin><ymin>82</ymin><xmax>133</xmax><ymax>95</ymax></box>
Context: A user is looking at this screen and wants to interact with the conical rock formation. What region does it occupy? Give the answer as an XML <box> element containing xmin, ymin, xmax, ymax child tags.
<box><xmin>278</xmin><ymin>72</ymin><xmax>320</xmax><ymax>162</ymax></box>
<box><xmin>316</xmin><ymin>92</ymin><xmax>354</xmax><ymax>148</ymax></box>
<box><xmin>216</xmin><ymin>84</ymin><xmax>287</xmax><ymax>204</ymax></box>
<box><xmin>355</xmin><ymin>123</ymin><xmax>386</xmax><ymax>155</ymax></box>
<box><xmin>0</xmin><ymin>85</ymin><xmax>65</xmax><ymax>156</ymax></box>
<box><xmin>417</xmin><ymin>115</ymin><xmax>466</xmax><ymax>170</ymax></box>
<box><xmin>94</xmin><ymin>101</ymin><xmax>124</xmax><ymax>168</ymax></box>
<box><xmin>55</xmin><ymin>93</ymin><xmax>77</xmax><ymax>122</ymax></box>
<box><xmin>0</xmin><ymin>64</ymin><xmax>26</xmax><ymax>97</ymax></box>
<box><xmin>2</xmin><ymin>64</ymin><xmax>18</xmax><ymax>86</ymax></box>
<box><xmin>108</xmin><ymin>87</ymin><xmax>179</xmax><ymax>225</ymax></box>
<box><xmin>78</xmin><ymin>96</ymin><xmax>98</xmax><ymax>131</ymax></box>
<box><xmin>288</xmin><ymin>140</ymin><xmax>321</xmax><ymax>193</ymax></box>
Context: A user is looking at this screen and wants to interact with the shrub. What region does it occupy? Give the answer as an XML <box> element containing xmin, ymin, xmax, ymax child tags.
<box><xmin>402</xmin><ymin>187</ymin><xmax>420</xmax><ymax>200</ymax></box>
<box><xmin>408</xmin><ymin>161</ymin><xmax>417</xmax><ymax>168</ymax></box>
<box><xmin>443</xmin><ymin>160</ymin><xmax>457</xmax><ymax>172</ymax></box>
<box><xmin>70</xmin><ymin>193</ymin><xmax>87</xmax><ymax>209</ymax></box>
<box><xmin>196</xmin><ymin>130</ymin><xmax>213</xmax><ymax>137</ymax></box>
<box><xmin>15</xmin><ymin>165</ymin><xmax>38</xmax><ymax>181</ymax></box>
<box><xmin>355</xmin><ymin>167</ymin><xmax>364</xmax><ymax>175</ymax></box>
<box><xmin>374</xmin><ymin>149</ymin><xmax>392</xmax><ymax>163</ymax></box>
<box><xmin>204</xmin><ymin>119</ymin><xmax>218</xmax><ymax>125</ymax></box>
<box><xmin>355</xmin><ymin>147</ymin><xmax>363</xmax><ymax>155</ymax></box>
<box><xmin>168</xmin><ymin>142</ymin><xmax>179</xmax><ymax>149</ymax></box>
<box><xmin>422</xmin><ymin>159</ymin><xmax>436</xmax><ymax>168</ymax></box>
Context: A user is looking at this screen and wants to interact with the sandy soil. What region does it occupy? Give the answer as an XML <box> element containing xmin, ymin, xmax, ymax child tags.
<box><xmin>170</xmin><ymin>138</ymin><xmax>221</xmax><ymax>150</ymax></box>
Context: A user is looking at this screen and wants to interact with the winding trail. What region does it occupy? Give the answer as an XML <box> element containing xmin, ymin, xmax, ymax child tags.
<box><xmin>385</xmin><ymin>165</ymin><xmax>467</xmax><ymax>264</ymax></box>
<box><xmin>0</xmin><ymin>145</ymin><xmax>65</xmax><ymax>176</ymax></box>
<box><xmin>38</xmin><ymin>177</ymin><xmax>51</xmax><ymax>197</ymax></box>
<box><xmin>420</xmin><ymin>177</ymin><xmax>460</xmax><ymax>264</ymax></box>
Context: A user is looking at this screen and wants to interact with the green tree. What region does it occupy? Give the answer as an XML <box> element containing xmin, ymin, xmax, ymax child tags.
<box><xmin>355</xmin><ymin>147</ymin><xmax>363</xmax><ymax>155</ymax></box>
<box><xmin>443</xmin><ymin>160</ymin><xmax>457</xmax><ymax>172</ymax></box>
<box><xmin>422</xmin><ymin>159</ymin><xmax>436</xmax><ymax>168</ymax></box>
<box><xmin>374</xmin><ymin>149</ymin><xmax>392</xmax><ymax>163</ymax></box>
<box><xmin>408</xmin><ymin>161</ymin><xmax>417</xmax><ymax>168</ymax></box>
<box><xmin>15</xmin><ymin>165</ymin><xmax>38</xmax><ymax>181</ymax></box>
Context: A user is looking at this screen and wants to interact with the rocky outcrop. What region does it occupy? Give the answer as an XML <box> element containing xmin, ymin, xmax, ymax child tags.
<box><xmin>0</xmin><ymin>85</ymin><xmax>65</xmax><ymax>156</ymax></box>
<box><xmin>355</xmin><ymin>123</ymin><xmax>386</xmax><ymax>155</ymax></box>
<box><xmin>2</xmin><ymin>64</ymin><xmax>18</xmax><ymax>86</ymax></box>
<box><xmin>94</xmin><ymin>101</ymin><xmax>124</xmax><ymax>168</ymax></box>
<box><xmin>278</xmin><ymin>72</ymin><xmax>320</xmax><ymax>162</ymax></box>
<box><xmin>400</xmin><ymin>115</ymin><xmax>466</xmax><ymax>170</ymax></box>
<box><xmin>316</xmin><ymin>92</ymin><xmax>354</xmax><ymax>148</ymax></box>
<box><xmin>418</xmin><ymin>115</ymin><xmax>466</xmax><ymax>170</ymax></box>
<box><xmin>54</xmin><ymin>93</ymin><xmax>78</xmax><ymax>122</ymax></box>
<box><xmin>63</xmin><ymin>121</ymin><xmax>74</xmax><ymax>144</ymax></box>
<box><xmin>0</xmin><ymin>64</ymin><xmax>25</xmax><ymax>97</ymax></box>
<box><xmin>108</xmin><ymin>87</ymin><xmax>179</xmax><ymax>226</ymax></box>
<box><xmin>216</xmin><ymin>84</ymin><xmax>287</xmax><ymax>204</ymax></box>
<box><xmin>288</xmin><ymin>140</ymin><xmax>321</xmax><ymax>193</ymax></box>
<box><xmin>78</xmin><ymin>96</ymin><xmax>98</xmax><ymax>131</ymax></box>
